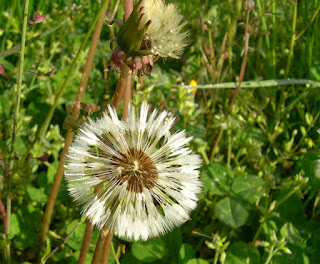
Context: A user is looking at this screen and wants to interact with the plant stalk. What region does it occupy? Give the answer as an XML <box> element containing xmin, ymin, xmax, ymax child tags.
<box><xmin>5</xmin><ymin>0</ymin><xmax>29</xmax><ymax>261</ymax></box>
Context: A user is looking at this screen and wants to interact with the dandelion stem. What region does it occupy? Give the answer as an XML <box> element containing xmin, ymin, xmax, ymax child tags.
<box><xmin>112</xmin><ymin>65</ymin><xmax>130</xmax><ymax>110</ymax></box>
<box><xmin>100</xmin><ymin>231</ymin><xmax>113</xmax><ymax>264</ymax></box>
<box><xmin>78</xmin><ymin>220</ymin><xmax>94</xmax><ymax>264</ymax></box>
<box><xmin>100</xmin><ymin>3</ymin><xmax>132</xmax><ymax>263</ymax></box>
<box><xmin>92</xmin><ymin>231</ymin><xmax>107</xmax><ymax>264</ymax></box>
<box><xmin>39</xmin><ymin>0</ymin><xmax>110</xmax><ymax>251</ymax></box>
<box><xmin>6</xmin><ymin>0</ymin><xmax>29</xmax><ymax>261</ymax></box>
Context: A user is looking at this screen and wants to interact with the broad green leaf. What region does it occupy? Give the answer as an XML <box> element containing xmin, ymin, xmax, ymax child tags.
<box><xmin>132</xmin><ymin>238</ymin><xmax>165</xmax><ymax>262</ymax></box>
<box><xmin>65</xmin><ymin>220</ymin><xmax>86</xmax><ymax>250</ymax></box>
<box><xmin>14</xmin><ymin>136</ymin><xmax>27</xmax><ymax>155</ymax></box>
<box><xmin>215</xmin><ymin>197</ymin><xmax>249</xmax><ymax>228</ymax></box>
<box><xmin>9</xmin><ymin>213</ymin><xmax>20</xmax><ymax>238</ymax></box>
<box><xmin>262</xmin><ymin>220</ymin><xmax>278</xmax><ymax>238</ymax></box>
<box><xmin>201</xmin><ymin>162</ymin><xmax>234</xmax><ymax>195</ymax></box>
<box><xmin>179</xmin><ymin>244</ymin><xmax>196</xmax><ymax>264</ymax></box>
<box><xmin>187</xmin><ymin>259</ymin><xmax>209</xmax><ymax>264</ymax></box>
<box><xmin>231</xmin><ymin>175</ymin><xmax>265</xmax><ymax>204</ymax></box>
<box><xmin>225</xmin><ymin>242</ymin><xmax>260</xmax><ymax>264</ymax></box>
<box><xmin>27</xmin><ymin>186</ymin><xmax>48</xmax><ymax>202</ymax></box>
<box><xmin>280</xmin><ymin>223</ymin><xmax>303</xmax><ymax>246</ymax></box>
<box><xmin>275</xmin><ymin>189</ymin><xmax>306</xmax><ymax>226</ymax></box>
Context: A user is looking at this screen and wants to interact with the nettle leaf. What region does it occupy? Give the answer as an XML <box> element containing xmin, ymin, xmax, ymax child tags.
<box><xmin>201</xmin><ymin>162</ymin><xmax>234</xmax><ymax>195</ymax></box>
<box><xmin>231</xmin><ymin>175</ymin><xmax>265</xmax><ymax>204</ymax></box>
<box><xmin>215</xmin><ymin>197</ymin><xmax>249</xmax><ymax>228</ymax></box>
<box><xmin>225</xmin><ymin>242</ymin><xmax>260</xmax><ymax>264</ymax></box>
<box><xmin>132</xmin><ymin>238</ymin><xmax>165</xmax><ymax>262</ymax></box>
<box><xmin>179</xmin><ymin>244</ymin><xmax>196</xmax><ymax>264</ymax></box>
<box><xmin>187</xmin><ymin>259</ymin><xmax>209</xmax><ymax>264</ymax></box>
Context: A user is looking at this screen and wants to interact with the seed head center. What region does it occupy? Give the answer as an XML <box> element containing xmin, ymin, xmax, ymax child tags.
<box><xmin>112</xmin><ymin>149</ymin><xmax>158</xmax><ymax>193</ymax></box>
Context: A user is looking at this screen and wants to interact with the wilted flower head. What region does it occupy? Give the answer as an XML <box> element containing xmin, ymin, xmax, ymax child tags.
<box><xmin>107</xmin><ymin>0</ymin><xmax>188</xmax><ymax>74</ymax></box>
<box><xmin>65</xmin><ymin>103</ymin><xmax>202</xmax><ymax>240</ymax></box>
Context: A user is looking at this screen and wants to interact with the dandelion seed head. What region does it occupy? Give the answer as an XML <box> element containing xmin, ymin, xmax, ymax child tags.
<box><xmin>65</xmin><ymin>103</ymin><xmax>201</xmax><ymax>240</ymax></box>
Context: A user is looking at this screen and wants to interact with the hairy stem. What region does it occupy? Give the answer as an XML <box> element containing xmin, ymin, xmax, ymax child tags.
<box><xmin>40</xmin><ymin>0</ymin><xmax>110</xmax><ymax>248</ymax></box>
<box><xmin>5</xmin><ymin>0</ymin><xmax>29</xmax><ymax>261</ymax></box>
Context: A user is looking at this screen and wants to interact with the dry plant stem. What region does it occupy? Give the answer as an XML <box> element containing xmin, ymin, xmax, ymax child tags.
<box><xmin>100</xmin><ymin>231</ymin><xmax>113</xmax><ymax>264</ymax></box>
<box><xmin>40</xmin><ymin>0</ymin><xmax>110</xmax><ymax>247</ymax></box>
<box><xmin>210</xmin><ymin>13</ymin><xmax>250</xmax><ymax>161</ymax></box>
<box><xmin>5</xmin><ymin>0</ymin><xmax>29</xmax><ymax>262</ymax></box>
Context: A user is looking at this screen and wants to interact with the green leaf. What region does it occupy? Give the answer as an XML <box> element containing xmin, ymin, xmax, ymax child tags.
<box><xmin>65</xmin><ymin>220</ymin><xmax>86</xmax><ymax>250</ymax></box>
<box><xmin>231</xmin><ymin>175</ymin><xmax>265</xmax><ymax>204</ymax></box>
<box><xmin>27</xmin><ymin>186</ymin><xmax>48</xmax><ymax>202</ymax></box>
<box><xmin>280</xmin><ymin>223</ymin><xmax>303</xmax><ymax>246</ymax></box>
<box><xmin>162</xmin><ymin>228</ymin><xmax>182</xmax><ymax>264</ymax></box>
<box><xmin>186</xmin><ymin>259</ymin><xmax>209</xmax><ymax>264</ymax></box>
<box><xmin>201</xmin><ymin>162</ymin><xmax>234</xmax><ymax>195</ymax></box>
<box><xmin>179</xmin><ymin>244</ymin><xmax>196</xmax><ymax>264</ymax></box>
<box><xmin>9</xmin><ymin>213</ymin><xmax>20</xmax><ymax>238</ymax></box>
<box><xmin>132</xmin><ymin>238</ymin><xmax>166</xmax><ymax>262</ymax></box>
<box><xmin>186</xmin><ymin>124</ymin><xmax>206</xmax><ymax>138</ymax></box>
<box><xmin>225</xmin><ymin>242</ymin><xmax>260</xmax><ymax>264</ymax></box>
<box><xmin>275</xmin><ymin>189</ymin><xmax>306</xmax><ymax>226</ymax></box>
<box><xmin>215</xmin><ymin>197</ymin><xmax>249</xmax><ymax>228</ymax></box>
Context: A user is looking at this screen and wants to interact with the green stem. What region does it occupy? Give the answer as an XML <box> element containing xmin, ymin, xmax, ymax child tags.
<box><xmin>285</xmin><ymin>2</ymin><xmax>298</xmax><ymax>77</ymax></box>
<box><xmin>295</xmin><ymin>3</ymin><xmax>320</xmax><ymax>40</ymax></box>
<box><xmin>213</xmin><ymin>251</ymin><xmax>219</xmax><ymax>264</ymax></box>
<box><xmin>5</xmin><ymin>0</ymin><xmax>29</xmax><ymax>262</ymax></box>
<box><xmin>264</xmin><ymin>246</ymin><xmax>275</xmax><ymax>264</ymax></box>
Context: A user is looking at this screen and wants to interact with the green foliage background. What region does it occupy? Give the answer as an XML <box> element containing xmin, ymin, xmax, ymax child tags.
<box><xmin>1</xmin><ymin>0</ymin><xmax>320</xmax><ymax>263</ymax></box>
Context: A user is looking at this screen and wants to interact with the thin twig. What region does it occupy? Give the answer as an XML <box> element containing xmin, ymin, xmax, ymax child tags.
<box><xmin>42</xmin><ymin>221</ymin><xmax>82</xmax><ymax>263</ymax></box>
